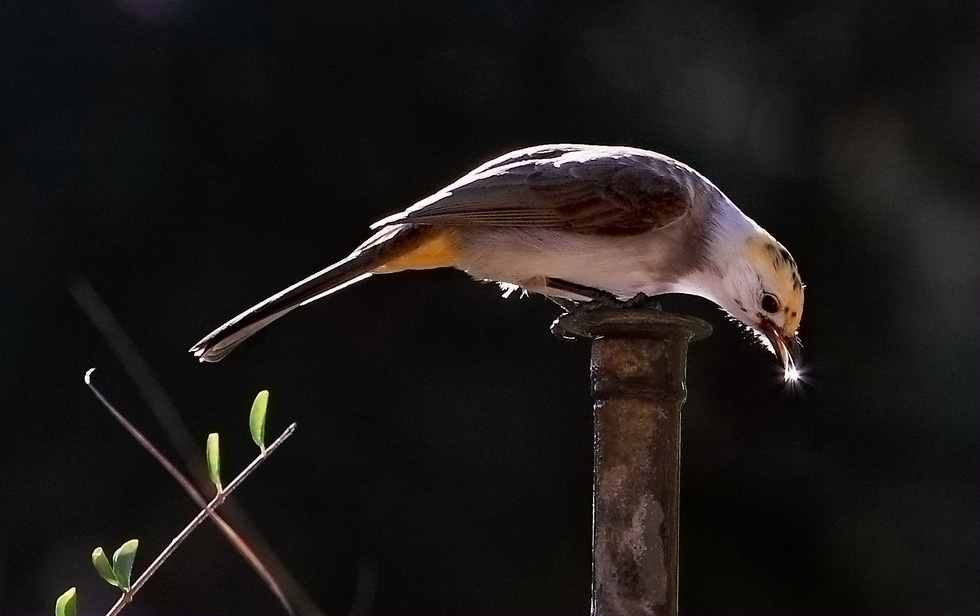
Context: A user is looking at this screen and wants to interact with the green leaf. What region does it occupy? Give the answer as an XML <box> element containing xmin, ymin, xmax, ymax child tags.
<box><xmin>55</xmin><ymin>587</ymin><xmax>77</xmax><ymax>616</ymax></box>
<box><xmin>112</xmin><ymin>539</ymin><xmax>139</xmax><ymax>591</ymax></box>
<box><xmin>249</xmin><ymin>390</ymin><xmax>269</xmax><ymax>453</ymax></box>
<box><xmin>92</xmin><ymin>547</ymin><xmax>119</xmax><ymax>587</ymax></box>
<box><xmin>206</xmin><ymin>432</ymin><xmax>222</xmax><ymax>490</ymax></box>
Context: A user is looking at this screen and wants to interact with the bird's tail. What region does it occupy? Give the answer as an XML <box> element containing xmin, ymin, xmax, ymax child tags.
<box><xmin>190</xmin><ymin>224</ymin><xmax>432</xmax><ymax>362</ymax></box>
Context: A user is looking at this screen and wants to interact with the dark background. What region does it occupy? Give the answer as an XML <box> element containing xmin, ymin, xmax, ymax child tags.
<box><xmin>1</xmin><ymin>0</ymin><xmax>977</xmax><ymax>614</ymax></box>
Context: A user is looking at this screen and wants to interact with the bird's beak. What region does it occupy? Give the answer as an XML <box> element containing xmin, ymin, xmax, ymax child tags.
<box><xmin>760</xmin><ymin>320</ymin><xmax>802</xmax><ymax>377</ymax></box>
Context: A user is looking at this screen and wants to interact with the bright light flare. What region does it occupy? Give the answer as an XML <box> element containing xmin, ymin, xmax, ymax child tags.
<box><xmin>783</xmin><ymin>364</ymin><xmax>802</xmax><ymax>383</ymax></box>
<box><xmin>780</xmin><ymin>361</ymin><xmax>812</xmax><ymax>393</ymax></box>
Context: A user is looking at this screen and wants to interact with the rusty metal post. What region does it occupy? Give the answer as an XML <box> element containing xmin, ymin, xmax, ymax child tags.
<box><xmin>555</xmin><ymin>308</ymin><xmax>711</xmax><ymax>616</ymax></box>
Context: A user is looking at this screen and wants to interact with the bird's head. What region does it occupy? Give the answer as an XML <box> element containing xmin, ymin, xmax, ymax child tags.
<box><xmin>713</xmin><ymin>232</ymin><xmax>804</xmax><ymax>377</ymax></box>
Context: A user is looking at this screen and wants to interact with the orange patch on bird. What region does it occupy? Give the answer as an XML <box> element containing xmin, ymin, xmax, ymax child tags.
<box><xmin>377</xmin><ymin>229</ymin><xmax>459</xmax><ymax>272</ymax></box>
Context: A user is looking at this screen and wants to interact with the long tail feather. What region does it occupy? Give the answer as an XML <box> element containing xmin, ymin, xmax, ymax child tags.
<box><xmin>190</xmin><ymin>225</ymin><xmax>414</xmax><ymax>362</ymax></box>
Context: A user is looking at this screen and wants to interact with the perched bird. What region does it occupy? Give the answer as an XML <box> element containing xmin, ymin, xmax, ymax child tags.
<box><xmin>190</xmin><ymin>144</ymin><xmax>803</xmax><ymax>374</ymax></box>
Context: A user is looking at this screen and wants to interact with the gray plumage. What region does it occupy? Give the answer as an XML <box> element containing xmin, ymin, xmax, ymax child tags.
<box><xmin>191</xmin><ymin>144</ymin><xmax>771</xmax><ymax>364</ymax></box>
<box><xmin>374</xmin><ymin>144</ymin><xmax>710</xmax><ymax>234</ymax></box>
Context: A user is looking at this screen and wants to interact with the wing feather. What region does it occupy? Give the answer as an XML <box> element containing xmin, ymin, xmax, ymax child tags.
<box><xmin>373</xmin><ymin>145</ymin><xmax>698</xmax><ymax>236</ymax></box>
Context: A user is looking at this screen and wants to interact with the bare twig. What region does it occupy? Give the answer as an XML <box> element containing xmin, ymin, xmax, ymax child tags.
<box><xmin>84</xmin><ymin>369</ymin><xmax>296</xmax><ymax>615</ymax></box>
<box><xmin>71</xmin><ymin>279</ymin><xmax>203</xmax><ymax>474</ymax></box>
<box><xmin>103</xmin><ymin>417</ymin><xmax>297</xmax><ymax>616</ymax></box>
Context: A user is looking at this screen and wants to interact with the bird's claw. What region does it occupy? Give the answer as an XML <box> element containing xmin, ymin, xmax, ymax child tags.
<box><xmin>574</xmin><ymin>292</ymin><xmax>661</xmax><ymax>312</ymax></box>
<box><xmin>621</xmin><ymin>292</ymin><xmax>661</xmax><ymax>310</ymax></box>
<box><xmin>550</xmin><ymin>315</ymin><xmax>576</xmax><ymax>340</ymax></box>
<box><xmin>550</xmin><ymin>292</ymin><xmax>662</xmax><ymax>341</ymax></box>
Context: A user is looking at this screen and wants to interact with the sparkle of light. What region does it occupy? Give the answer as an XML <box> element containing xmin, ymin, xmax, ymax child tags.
<box><xmin>783</xmin><ymin>365</ymin><xmax>802</xmax><ymax>383</ymax></box>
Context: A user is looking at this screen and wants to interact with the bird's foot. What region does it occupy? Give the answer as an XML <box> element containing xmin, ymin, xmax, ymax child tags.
<box><xmin>621</xmin><ymin>292</ymin><xmax>661</xmax><ymax>310</ymax></box>
<box><xmin>569</xmin><ymin>292</ymin><xmax>661</xmax><ymax>312</ymax></box>
<box><xmin>544</xmin><ymin>277</ymin><xmax>625</xmax><ymax>312</ymax></box>
<box><xmin>550</xmin><ymin>315</ymin><xmax>576</xmax><ymax>340</ymax></box>
<box><xmin>574</xmin><ymin>290</ymin><xmax>625</xmax><ymax>311</ymax></box>
<box><xmin>549</xmin><ymin>290</ymin><xmax>661</xmax><ymax>340</ymax></box>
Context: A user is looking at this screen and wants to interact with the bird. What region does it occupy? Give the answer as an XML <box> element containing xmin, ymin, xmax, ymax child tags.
<box><xmin>190</xmin><ymin>144</ymin><xmax>803</xmax><ymax>374</ymax></box>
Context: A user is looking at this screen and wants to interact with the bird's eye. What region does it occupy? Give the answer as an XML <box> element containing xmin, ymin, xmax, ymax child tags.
<box><xmin>761</xmin><ymin>293</ymin><xmax>779</xmax><ymax>313</ymax></box>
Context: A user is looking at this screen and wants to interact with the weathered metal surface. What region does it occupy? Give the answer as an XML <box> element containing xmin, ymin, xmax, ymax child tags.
<box><xmin>556</xmin><ymin>308</ymin><xmax>710</xmax><ymax>616</ymax></box>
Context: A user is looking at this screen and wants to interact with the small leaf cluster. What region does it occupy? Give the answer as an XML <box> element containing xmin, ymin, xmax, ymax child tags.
<box><xmin>55</xmin><ymin>389</ymin><xmax>274</xmax><ymax>616</ymax></box>
<box><xmin>205</xmin><ymin>390</ymin><xmax>270</xmax><ymax>491</ymax></box>
<box><xmin>91</xmin><ymin>540</ymin><xmax>139</xmax><ymax>590</ymax></box>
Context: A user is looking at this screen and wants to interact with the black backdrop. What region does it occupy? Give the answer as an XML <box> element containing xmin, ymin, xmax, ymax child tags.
<box><xmin>1</xmin><ymin>1</ymin><xmax>977</xmax><ymax>614</ymax></box>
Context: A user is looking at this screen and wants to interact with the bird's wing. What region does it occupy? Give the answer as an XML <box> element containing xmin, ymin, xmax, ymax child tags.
<box><xmin>373</xmin><ymin>145</ymin><xmax>699</xmax><ymax>236</ymax></box>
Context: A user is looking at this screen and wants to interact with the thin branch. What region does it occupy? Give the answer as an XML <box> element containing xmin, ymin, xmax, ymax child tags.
<box><xmin>71</xmin><ymin>279</ymin><xmax>203</xmax><ymax>475</ymax></box>
<box><xmin>84</xmin><ymin>369</ymin><xmax>296</xmax><ymax>615</ymax></box>
<box><xmin>73</xmin><ymin>279</ymin><xmax>325</xmax><ymax>616</ymax></box>
<box><xmin>105</xmin><ymin>421</ymin><xmax>297</xmax><ymax>616</ymax></box>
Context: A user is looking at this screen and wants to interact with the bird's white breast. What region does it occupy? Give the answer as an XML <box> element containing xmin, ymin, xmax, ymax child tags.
<box><xmin>453</xmin><ymin>227</ymin><xmax>692</xmax><ymax>300</ymax></box>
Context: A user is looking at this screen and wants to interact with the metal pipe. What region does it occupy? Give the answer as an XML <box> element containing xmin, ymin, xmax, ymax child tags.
<box><xmin>555</xmin><ymin>308</ymin><xmax>711</xmax><ymax>616</ymax></box>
